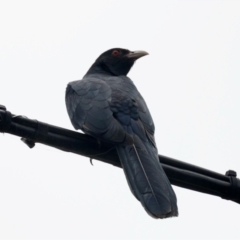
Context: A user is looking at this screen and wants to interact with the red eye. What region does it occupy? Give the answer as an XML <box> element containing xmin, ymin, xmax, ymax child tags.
<box><xmin>112</xmin><ymin>50</ymin><xmax>120</xmax><ymax>56</ymax></box>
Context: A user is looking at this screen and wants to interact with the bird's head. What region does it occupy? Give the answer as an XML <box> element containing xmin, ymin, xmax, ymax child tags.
<box><xmin>86</xmin><ymin>48</ymin><xmax>148</xmax><ymax>76</ymax></box>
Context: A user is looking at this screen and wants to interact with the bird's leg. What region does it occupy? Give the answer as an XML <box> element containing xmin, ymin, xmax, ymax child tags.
<box><xmin>89</xmin><ymin>138</ymin><xmax>102</xmax><ymax>165</ymax></box>
<box><xmin>96</xmin><ymin>138</ymin><xmax>101</xmax><ymax>148</ymax></box>
<box><xmin>90</xmin><ymin>158</ymin><xmax>94</xmax><ymax>166</ymax></box>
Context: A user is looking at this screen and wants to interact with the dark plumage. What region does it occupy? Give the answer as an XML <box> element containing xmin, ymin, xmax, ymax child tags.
<box><xmin>65</xmin><ymin>48</ymin><xmax>178</xmax><ymax>218</ymax></box>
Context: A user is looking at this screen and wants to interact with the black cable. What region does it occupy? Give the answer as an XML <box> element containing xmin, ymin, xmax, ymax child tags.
<box><xmin>0</xmin><ymin>105</ymin><xmax>239</xmax><ymax>204</ymax></box>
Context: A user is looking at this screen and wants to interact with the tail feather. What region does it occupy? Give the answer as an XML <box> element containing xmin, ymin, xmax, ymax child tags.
<box><xmin>144</xmin><ymin>139</ymin><xmax>178</xmax><ymax>216</ymax></box>
<box><xmin>116</xmin><ymin>136</ymin><xmax>178</xmax><ymax>218</ymax></box>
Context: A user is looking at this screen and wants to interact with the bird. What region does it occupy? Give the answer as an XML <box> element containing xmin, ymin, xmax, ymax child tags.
<box><xmin>65</xmin><ymin>48</ymin><xmax>178</xmax><ymax>218</ymax></box>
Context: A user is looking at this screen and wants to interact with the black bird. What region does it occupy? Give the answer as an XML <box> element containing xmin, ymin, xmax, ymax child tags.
<box><xmin>65</xmin><ymin>48</ymin><xmax>178</xmax><ymax>218</ymax></box>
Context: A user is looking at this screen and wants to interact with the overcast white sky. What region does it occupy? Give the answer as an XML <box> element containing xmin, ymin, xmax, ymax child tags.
<box><xmin>0</xmin><ymin>0</ymin><xmax>240</xmax><ymax>239</ymax></box>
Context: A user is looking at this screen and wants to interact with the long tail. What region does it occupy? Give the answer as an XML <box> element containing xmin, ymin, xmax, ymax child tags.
<box><xmin>116</xmin><ymin>137</ymin><xmax>178</xmax><ymax>219</ymax></box>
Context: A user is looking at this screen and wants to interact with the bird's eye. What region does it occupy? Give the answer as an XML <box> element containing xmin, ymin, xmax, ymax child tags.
<box><xmin>112</xmin><ymin>50</ymin><xmax>120</xmax><ymax>57</ymax></box>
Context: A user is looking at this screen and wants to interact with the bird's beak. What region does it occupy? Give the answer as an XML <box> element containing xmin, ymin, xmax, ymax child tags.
<box><xmin>126</xmin><ymin>50</ymin><xmax>149</xmax><ymax>60</ymax></box>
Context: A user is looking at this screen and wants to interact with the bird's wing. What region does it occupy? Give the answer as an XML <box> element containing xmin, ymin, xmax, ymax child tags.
<box><xmin>106</xmin><ymin>76</ymin><xmax>157</xmax><ymax>148</ymax></box>
<box><xmin>65</xmin><ymin>77</ymin><xmax>131</xmax><ymax>144</ymax></box>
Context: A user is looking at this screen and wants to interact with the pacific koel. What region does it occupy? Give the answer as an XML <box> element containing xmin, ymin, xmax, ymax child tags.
<box><xmin>65</xmin><ymin>48</ymin><xmax>178</xmax><ymax>218</ymax></box>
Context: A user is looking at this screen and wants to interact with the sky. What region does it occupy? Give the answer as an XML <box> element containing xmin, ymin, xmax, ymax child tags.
<box><xmin>0</xmin><ymin>0</ymin><xmax>240</xmax><ymax>239</ymax></box>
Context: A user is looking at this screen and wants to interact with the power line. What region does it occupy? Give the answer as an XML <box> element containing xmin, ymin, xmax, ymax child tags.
<box><xmin>0</xmin><ymin>104</ymin><xmax>239</xmax><ymax>204</ymax></box>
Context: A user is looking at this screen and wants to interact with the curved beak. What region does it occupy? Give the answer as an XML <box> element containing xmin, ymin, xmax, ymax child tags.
<box><xmin>126</xmin><ymin>50</ymin><xmax>149</xmax><ymax>60</ymax></box>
